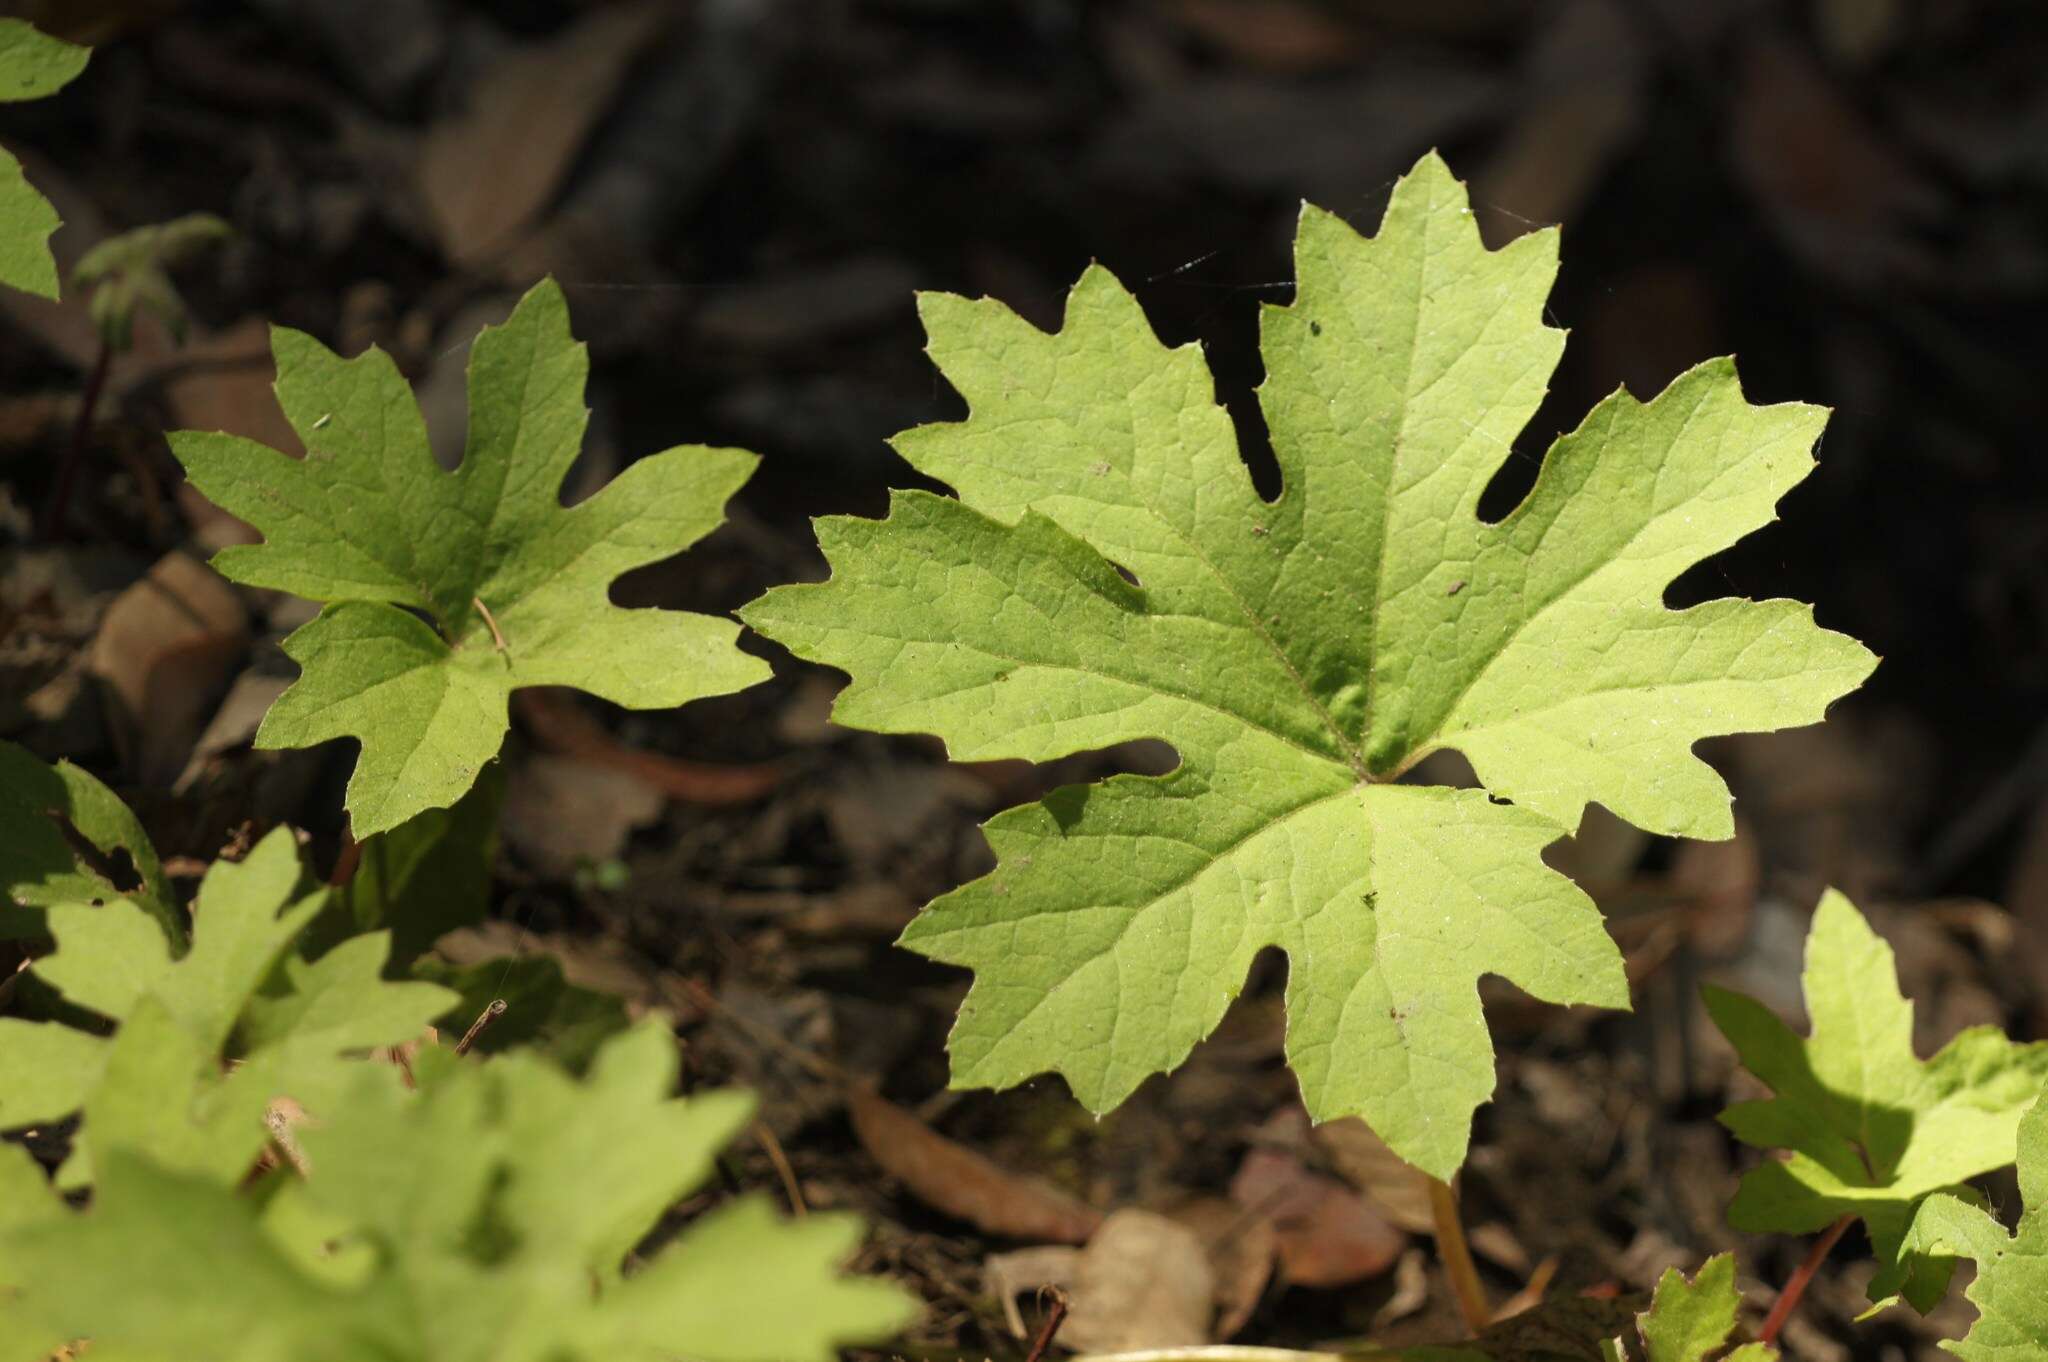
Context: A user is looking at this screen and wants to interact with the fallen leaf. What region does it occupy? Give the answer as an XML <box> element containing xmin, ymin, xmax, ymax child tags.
<box><xmin>87</xmin><ymin>550</ymin><xmax>246</xmax><ymax>786</ymax></box>
<box><xmin>1062</xmin><ymin>1209</ymin><xmax>1215</xmax><ymax>1352</ymax></box>
<box><xmin>985</xmin><ymin>1244</ymin><xmax>1082</xmax><ymax>1339</ymax></box>
<box><xmin>847</xmin><ymin>1089</ymin><xmax>1102</xmax><ymax>1244</ymax></box>
<box><xmin>173</xmin><ymin>671</ymin><xmax>289</xmax><ymax>793</ymax></box>
<box><xmin>1164</xmin><ymin>0</ymin><xmax>1364</xmax><ymax>72</ymax></box>
<box><xmin>1165</xmin><ymin>1195</ymin><xmax>1276</xmax><ymax>1338</ymax></box>
<box><xmin>419</xmin><ymin>4</ymin><xmax>668</xmax><ymax>268</ymax></box>
<box><xmin>1230</xmin><ymin>1145</ymin><xmax>1404</xmax><ymax>1288</ymax></box>
<box><xmin>1313</xmin><ymin>1115</ymin><xmax>1438</xmax><ymax>1234</ymax></box>
<box><xmin>501</xmin><ymin>753</ymin><xmax>665</xmax><ymax>877</ymax></box>
<box><xmin>515</xmin><ymin>689</ymin><xmax>781</xmax><ymax>806</ymax></box>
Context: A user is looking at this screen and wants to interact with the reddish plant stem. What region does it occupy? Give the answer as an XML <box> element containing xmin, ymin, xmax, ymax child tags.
<box><xmin>38</xmin><ymin>337</ymin><xmax>113</xmax><ymax>543</ymax></box>
<box><xmin>1427</xmin><ymin>1175</ymin><xmax>1492</xmax><ymax>1337</ymax></box>
<box><xmin>1758</xmin><ymin>1214</ymin><xmax>1854</xmax><ymax>1346</ymax></box>
<box><xmin>1022</xmin><ymin>1287</ymin><xmax>1070</xmax><ymax>1362</ymax></box>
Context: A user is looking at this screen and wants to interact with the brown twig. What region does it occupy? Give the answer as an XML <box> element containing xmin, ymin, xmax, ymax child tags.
<box><xmin>38</xmin><ymin>337</ymin><xmax>113</xmax><ymax>542</ymax></box>
<box><xmin>1758</xmin><ymin>1213</ymin><xmax>1853</xmax><ymax>1346</ymax></box>
<box><xmin>454</xmin><ymin>998</ymin><xmax>508</xmax><ymax>1056</ymax></box>
<box><xmin>752</xmin><ymin>1120</ymin><xmax>808</xmax><ymax>1218</ymax></box>
<box><xmin>1427</xmin><ymin>1175</ymin><xmax>1492</xmax><ymax>1337</ymax></box>
<box><xmin>1023</xmin><ymin>1287</ymin><xmax>1071</xmax><ymax>1362</ymax></box>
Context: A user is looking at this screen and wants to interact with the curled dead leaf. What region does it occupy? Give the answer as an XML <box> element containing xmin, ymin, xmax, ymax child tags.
<box><xmin>847</xmin><ymin>1088</ymin><xmax>1102</xmax><ymax>1243</ymax></box>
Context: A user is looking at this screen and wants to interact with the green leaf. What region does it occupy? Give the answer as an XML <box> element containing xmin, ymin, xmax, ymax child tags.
<box><xmin>71</xmin><ymin>210</ymin><xmax>232</xmax><ymax>349</ymax></box>
<box><xmin>1637</xmin><ymin>1254</ymin><xmax>1774</xmax><ymax>1362</ymax></box>
<box><xmin>0</xmin><ymin>739</ymin><xmax>176</xmax><ymax>942</ymax></box>
<box><xmin>304</xmin><ymin>766</ymin><xmax>503</xmax><ymax>971</ymax></box>
<box><xmin>411</xmin><ymin>952</ymin><xmax>629</xmax><ymax>1069</ymax></box>
<box><xmin>0</xmin><ymin>1025</ymin><xmax>918</xmax><ymax>1362</ymax></box>
<box><xmin>0</xmin><ymin>1143</ymin><xmax>76</xmax><ymax>1362</ymax></box>
<box><xmin>1706</xmin><ymin>889</ymin><xmax>2048</xmax><ymax>1311</ymax></box>
<box><xmin>0</xmin><ymin>19</ymin><xmax>87</xmax><ymax>299</ymax></box>
<box><xmin>169</xmin><ymin>278</ymin><xmax>770</xmax><ymax>835</ymax></box>
<box><xmin>740</xmin><ymin>151</ymin><xmax>1875</xmax><ymax>1177</ymax></box>
<box><xmin>0</xmin><ymin>20</ymin><xmax>88</xmax><ymax>100</ymax></box>
<box><xmin>1906</xmin><ymin>1088</ymin><xmax>2048</xmax><ymax>1357</ymax></box>
<box><xmin>0</xmin><ymin>827</ymin><xmax>456</xmax><ymax>1182</ymax></box>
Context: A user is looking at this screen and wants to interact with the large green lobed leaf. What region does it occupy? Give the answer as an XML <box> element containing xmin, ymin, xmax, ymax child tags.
<box><xmin>742</xmin><ymin>152</ymin><xmax>1875</xmax><ymax>1178</ymax></box>
<box><xmin>1707</xmin><ymin>890</ymin><xmax>2048</xmax><ymax>1311</ymax></box>
<box><xmin>170</xmin><ymin>279</ymin><xmax>770</xmax><ymax>834</ymax></box>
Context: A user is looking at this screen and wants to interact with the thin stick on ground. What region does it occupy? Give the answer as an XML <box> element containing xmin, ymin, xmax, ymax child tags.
<box><xmin>752</xmin><ymin>1120</ymin><xmax>807</xmax><ymax>1218</ymax></box>
<box><xmin>1427</xmin><ymin>1175</ymin><xmax>1492</xmax><ymax>1337</ymax></box>
<box><xmin>1758</xmin><ymin>1213</ymin><xmax>1854</xmax><ymax>1346</ymax></box>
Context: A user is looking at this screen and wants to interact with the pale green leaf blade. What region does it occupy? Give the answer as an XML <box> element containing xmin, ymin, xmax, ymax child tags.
<box><xmin>257</xmin><ymin>601</ymin><xmax>512</xmax><ymax>835</ymax></box>
<box><xmin>742</xmin><ymin>151</ymin><xmax>1870</xmax><ymax>1177</ymax></box>
<box><xmin>239</xmin><ymin>932</ymin><xmax>457</xmax><ymax>1053</ymax></box>
<box><xmin>169</xmin><ymin>278</ymin><xmax>769</xmax><ymax>834</ymax></box>
<box><xmin>137</xmin><ymin>827</ymin><xmax>325</xmax><ymax>1051</ymax></box>
<box><xmin>1637</xmin><ymin>1253</ymin><xmax>1772</xmax><ymax>1362</ymax></box>
<box><xmin>0</xmin><ymin>1019</ymin><xmax>106</xmax><ymax>1129</ymax></box>
<box><xmin>1710</xmin><ymin>890</ymin><xmax>2048</xmax><ymax>1311</ymax></box>
<box><xmin>2</xmin><ymin>1150</ymin><xmax>363</xmax><ymax>1362</ymax></box>
<box><xmin>0</xmin><ymin>1034</ymin><xmax>915</xmax><ymax>1362</ymax></box>
<box><xmin>601</xmin><ymin>1198</ymin><xmax>921</xmax><ymax>1362</ymax></box>
<box><xmin>1904</xmin><ymin>1091</ymin><xmax>2048</xmax><ymax>1358</ymax></box>
<box><xmin>32</xmin><ymin>899</ymin><xmax>176</xmax><ymax>1021</ymax></box>
<box><xmin>0</xmin><ymin>1144</ymin><xmax>89</xmax><ymax>1362</ymax></box>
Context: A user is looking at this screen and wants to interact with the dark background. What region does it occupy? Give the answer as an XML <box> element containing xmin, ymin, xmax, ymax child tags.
<box><xmin>4</xmin><ymin>1</ymin><xmax>2048</xmax><ymax>1355</ymax></box>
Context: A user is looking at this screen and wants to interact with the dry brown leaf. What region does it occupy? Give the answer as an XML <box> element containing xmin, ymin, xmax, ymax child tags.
<box><xmin>1229</xmin><ymin>1145</ymin><xmax>1404</xmax><ymax>1288</ymax></box>
<box><xmin>1062</xmin><ymin>1209</ymin><xmax>1215</xmax><ymax>1353</ymax></box>
<box><xmin>985</xmin><ymin>1244</ymin><xmax>1082</xmax><ymax>1339</ymax></box>
<box><xmin>419</xmin><ymin>4</ymin><xmax>669</xmax><ymax>268</ymax></box>
<box><xmin>1163</xmin><ymin>1195</ymin><xmax>1276</xmax><ymax>1339</ymax></box>
<box><xmin>1311</xmin><ymin>1116</ymin><xmax>1437</xmax><ymax>1234</ymax></box>
<box><xmin>88</xmin><ymin>550</ymin><xmax>247</xmax><ymax>786</ymax></box>
<box><xmin>501</xmin><ymin>752</ymin><xmax>665</xmax><ymax>877</ymax></box>
<box><xmin>847</xmin><ymin>1089</ymin><xmax>1102</xmax><ymax>1244</ymax></box>
<box><xmin>514</xmin><ymin>688</ymin><xmax>781</xmax><ymax>806</ymax></box>
<box><xmin>1165</xmin><ymin>0</ymin><xmax>1363</xmax><ymax>72</ymax></box>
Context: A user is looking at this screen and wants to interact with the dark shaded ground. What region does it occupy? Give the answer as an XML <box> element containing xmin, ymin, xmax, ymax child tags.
<box><xmin>5</xmin><ymin>2</ymin><xmax>2048</xmax><ymax>1358</ymax></box>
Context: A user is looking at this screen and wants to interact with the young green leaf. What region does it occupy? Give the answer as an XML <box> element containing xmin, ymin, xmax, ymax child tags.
<box><xmin>412</xmin><ymin>951</ymin><xmax>630</xmax><ymax>1068</ymax></box>
<box><xmin>0</xmin><ymin>739</ymin><xmax>176</xmax><ymax>941</ymax></box>
<box><xmin>741</xmin><ymin>151</ymin><xmax>1875</xmax><ymax>1178</ymax></box>
<box><xmin>0</xmin><ymin>827</ymin><xmax>456</xmax><ymax>1184</ymax></box>
<box><xmin>169</xmin><ymin>278</ymin><xmax>770</xmax><ymax>835</ymax></box>
<box><xmin>1638</xmin><ymin>1254</ymin><xmax>1775</xmax><ymax>1362</ymax></box>
<box><xmin>1705</xmin><ymin>889</ymin><xmax>2048</xmax><ymax>1311</ymax></box>
<box><xmin>301</xmin><ymin>766</ymin><xmax>504</xmax><ymax>972</ymax></box>
<box><xmin>71</xmin><ymin>210</ymin><xmax>232</xmax><ymax>348</ymax></box>
<box><xmin>1906</xmin><ymin>1088</ymin><xmax>2048</xmax><ymax>1358</ymax></box>
<box><xmin>0</xmin><ymin>1024</ymin><xmax>918</xmax><ymax>1362</ymax></box>
<box><xmin>0</xmin><ymin>19</ymin><xmax>88</xmax><ymax>299</ymax></box>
